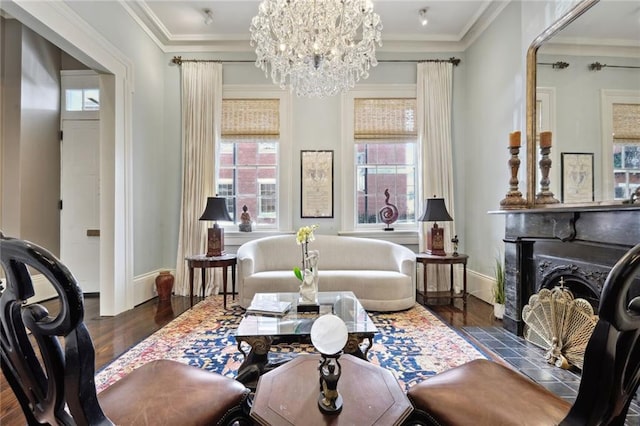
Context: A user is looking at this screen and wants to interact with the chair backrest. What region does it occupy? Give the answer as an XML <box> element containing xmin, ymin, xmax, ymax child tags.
<box><xmin>562</xmin><ymin>242</ymin><xmax>640</xmax><ymax>426</ymax></box>
<box><xmin>0</xmin><ymin>234</ymin><xmax>111</xmax><ymax>425</ymax></box>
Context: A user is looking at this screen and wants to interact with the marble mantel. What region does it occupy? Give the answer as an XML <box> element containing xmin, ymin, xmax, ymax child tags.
<box><xmin>490</xmin><ymin>204</ymin><xmax>640</xmax><ymax>335</ymax></box>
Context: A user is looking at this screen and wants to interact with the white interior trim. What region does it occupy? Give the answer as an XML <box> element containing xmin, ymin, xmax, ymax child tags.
<box><xmin>536</xmin><ymin>87</ymin><xmax>558</xmax><ymax>198</ymax></box>
<box><xmin>340</xmin><ymin>84</ymin><xmax>417</xmax><ymax>233</ymax></box>
<box><xmin>222</xmin><ymin>84</ymin><xmax>293</xmax><ymax>233</ymax></box>
<box><xmin>5</xmin><ymin>0</ymin><xmax>135</xmax><ymax>316</ymax></box>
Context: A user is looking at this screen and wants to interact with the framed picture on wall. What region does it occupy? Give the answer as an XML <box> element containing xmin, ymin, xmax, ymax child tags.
<box><xmin>301</xmin><ymin>150</ymin><xmax>334</xmax><ymax>218</ymax></box>
<box><xmin>561</xmin><ymin>152</ymin><xmax>594</xmax><ymax>203</ymax></box>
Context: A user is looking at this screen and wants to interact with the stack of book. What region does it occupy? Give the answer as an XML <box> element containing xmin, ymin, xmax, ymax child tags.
<box><xmin>246</xmin><ymin>299</ymin><xmax>292</xmax><ymax>316</ymax></box>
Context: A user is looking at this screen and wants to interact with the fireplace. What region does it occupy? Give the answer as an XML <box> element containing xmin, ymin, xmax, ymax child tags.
<box><xmin>495</xmin><ymin>205</ymin><xmax>640</xmax><ymax>335</ymax></box>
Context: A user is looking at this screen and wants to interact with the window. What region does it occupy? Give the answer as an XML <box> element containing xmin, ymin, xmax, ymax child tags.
<box><xmin>612</xmin><ymin>103</ymin><xmax>640</xmax><ymax>200</ymax></box>
<box><xmin>217</xmin><ymin>91</ymin><xmax>292</xmax><ymax>231</ymax></box>
<box><xmin>344</xmin><ymin>93</ymin><xmax>418</xmax><ymax>229</ymax></box>
<box><xmin>60</xmin><ymin>71</ymin><xmax>100</xmax><ymax>120</ymax></box>
<box><xmin>258</xmin><ymin>180</ymin><xmax>277</xmax><ymax>218</ymax></box>
<box><xmin>65</xmin><ymin>88</ymin><xmax>100</xmax><ymax>112</ymax></box>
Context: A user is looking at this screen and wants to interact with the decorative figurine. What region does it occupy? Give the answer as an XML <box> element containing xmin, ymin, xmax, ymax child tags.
<box><xmin>318</xmin><ymin>355</ymin><xmax>343</xmax><ymax>414</ymax></box>
<box><xmin>239</xmin><ymin>205</ymin><xmax>252</xmax><ymax>232</ymax></box>
<box><xmin>299</xmin><ymin>250</ymin><xmax>319</xmax><ymax>305</ymax></box>
<box><xmin>310</xmin><ymin>314</ymin><xmax>348</xmax><ymax>415</ymax></box>
<box><xmin>379</xmin><ymin>188</ymin><xmax>399</xmax><ymax>231</ymax></box>
<box><xmin>451</xmin><ymin>235</ymin><xmax>459</xmax><ymax>257</ymax></box>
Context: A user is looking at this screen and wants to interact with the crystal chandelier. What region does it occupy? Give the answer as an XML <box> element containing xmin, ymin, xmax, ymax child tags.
<box><xmin>250</xmin><ymin>0</ymin><xmax>383</xmax><ymax>98</ymax></box>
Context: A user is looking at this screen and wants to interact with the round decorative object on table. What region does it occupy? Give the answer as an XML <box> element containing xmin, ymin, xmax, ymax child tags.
<box><xmin>155</xmin><ymin>271</ymin><xmax>174</xmax><ymax>301</ymax></box>
<box><xmin>311</xmin><ymin>314</ymin><xmax>348</xmax><ymax>355</ymax></box>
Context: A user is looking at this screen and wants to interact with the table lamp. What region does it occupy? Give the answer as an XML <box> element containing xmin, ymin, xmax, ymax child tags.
<box><xmin>310</xmin><ymin>314</ymin><xmax>349</xmax><ymax>415</ymax></box>
<box><xmin>419</xmin><ymin>196</ymin><xmax>453</xmax><ymax>256</ymax></box>
<box><xmin>199</xmin><ymin>196</ymin><xmax>232</xmax><ymax>257</ymax></box>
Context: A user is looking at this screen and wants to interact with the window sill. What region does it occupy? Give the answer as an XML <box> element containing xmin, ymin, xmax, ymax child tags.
<box><xmin>223</xmin><ymin>229</ymin><xmax>419</xmax><ymax>247</ymax></box>
<box><xmin>224</xmin><ymin>230</ymin><xmax>294</xmax><ymax>247</ymax></box>
<box><xmin>338</xmin><ymin>229</ymin><xmax>419</xmax><ymax>246</ymax></box>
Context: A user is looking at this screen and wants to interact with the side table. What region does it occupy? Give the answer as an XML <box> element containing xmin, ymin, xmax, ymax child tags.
<box><xmin>416</xmin><ymin>252</ymin><xmax>468</xmax><ymax>306</ymax></box>
<box><xmin>251</xmin><ymin>354</ymin><xmax>412</xmax><ymax>425</ymax></box>
<box><xmin>185</xmin><ymin>254</ymin><xmax>237</xmax><ymax>309</ymax></box>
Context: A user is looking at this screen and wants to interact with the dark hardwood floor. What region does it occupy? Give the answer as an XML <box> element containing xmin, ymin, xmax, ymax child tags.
<box><xmin>1</xmin><ymin>294</ymin><xmax>499</xmax><ymax>425</ymax></box>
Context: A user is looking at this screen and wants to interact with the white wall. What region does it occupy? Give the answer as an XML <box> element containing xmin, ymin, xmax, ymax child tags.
<box><xmin>1</xmin><ymin>20</ymin><xmax>61</xmax><ymax>254</ymax></box>
<box><xmin>461</xmin><ymin>1</ymin><xmax>523</xmax><ymax>288</ymax></box>
<box><xmin>163</xmin><ymin>55</ymin><xmax>466</xmax><ymax>243</ymax></box>
<box><xmin>64</xmin><ymin>1</ymin><xmax>169</xmax><ymax>276</ymax></box>
<box><xmin>4</xmin><ymin>0</ymin><xmax>600</xmax><ymax>309</ymax></box>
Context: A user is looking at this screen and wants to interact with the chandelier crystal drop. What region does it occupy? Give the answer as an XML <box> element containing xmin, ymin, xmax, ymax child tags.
<box><xmin>250</xmin><ymin>0</ymin><xmax>383</xmax><ymax>97</ymax></box>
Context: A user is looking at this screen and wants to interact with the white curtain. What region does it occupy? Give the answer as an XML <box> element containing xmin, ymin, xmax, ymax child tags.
<box><xmin>417</xmin><ymin>62</ymin><xmax>461</xmax><ymax>292</ymax></box>
<box><xmin>174</xmin><ymin>62</ymin><xmax>223</xmax><ymax>298</ymax></box>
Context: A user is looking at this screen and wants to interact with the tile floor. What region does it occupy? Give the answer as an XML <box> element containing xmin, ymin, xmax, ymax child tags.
<box><xmin>464</xmin><ymin>326</ymin><xmax>639</xmax><ymax>426</ymax></box>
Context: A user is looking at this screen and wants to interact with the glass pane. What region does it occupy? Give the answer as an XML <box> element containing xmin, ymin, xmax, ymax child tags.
<box><xmin>218</xmin><ymin>141</ymin><xmax>278</xmax><ymax>228</ymax></box>
<box><xmin>354</xmin><ymin>142</ymin><xmax>417</xmax><ymax>226</ymax></box>
<box><xmin>613</xmin><ymin>145</ymin><xmax>622</xmax><ymax>168</ymax></box>
<box><xmin>65</xmin><ymin>89</ymin><xmax>83</xmax><ymax>111</ymax></box>
<box><xmin>623</xmin><ymin>146</ymin><xmax>640</xmax><ymax>169</ymax></box>
<box><xmin>84</xmin><ymin>89</ymin><xmax>100</xmax><ymax>111</ymax></box>
<box><xmin>615</xmin><ymin>185</ymin><xmax>627</xmax><ymax>199</ymax></box>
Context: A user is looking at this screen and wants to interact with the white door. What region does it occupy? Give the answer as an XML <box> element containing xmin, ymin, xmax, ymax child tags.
<box><xmin>60</xmin><ymin>120</ymin><xmax>100</xmax><ymax>293</ymax></box>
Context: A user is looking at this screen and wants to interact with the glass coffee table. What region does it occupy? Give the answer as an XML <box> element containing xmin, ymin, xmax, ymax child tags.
<box><xmin>235</xmin><ymin>291</ymin><xmax>378</xmax><ymax>388</ymax></box>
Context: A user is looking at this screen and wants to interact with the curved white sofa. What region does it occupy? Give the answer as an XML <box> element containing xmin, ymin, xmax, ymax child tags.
<box><xmin>236</xmin><ymin>235</ymin><xmax>416</xmax><ymax>312</ymax></box>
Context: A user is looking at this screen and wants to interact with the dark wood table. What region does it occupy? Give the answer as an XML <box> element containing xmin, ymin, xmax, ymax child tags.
<box><xmin>251</xmin><ymin>354</ymin><xmax>412</xmax><ymax>426</ymax></box>
<box><xmin>185</xmin><ymin>254</ymin><xmax>236</xmax><ymax>309</ymax></box>
<box><xmin>416</xmin><ymin>252</ymin><xmax>468</xmax><ymax>306</ymax></box>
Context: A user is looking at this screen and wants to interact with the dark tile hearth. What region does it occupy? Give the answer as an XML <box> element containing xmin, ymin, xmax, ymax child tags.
<box><xmin>464</xmin><ymin>326</ymin><xmax>640</xmax><ymax>426</ymax></box>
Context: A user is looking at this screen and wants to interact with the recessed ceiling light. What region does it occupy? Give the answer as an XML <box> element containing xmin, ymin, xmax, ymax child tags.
<box><xmin>204</xmin><ymin>9</ymin><xmax>214</xmax><ymax>25</ymax></box>
<box><xmin>419</xmin><ymin>8</ymin><xmax>429</xmax><ymax>27</ymax></box>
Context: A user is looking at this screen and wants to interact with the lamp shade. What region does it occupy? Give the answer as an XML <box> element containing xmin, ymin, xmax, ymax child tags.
<box><xmin>419</xmin><ymin>197</ymin><xmax>453</xmax><ymax>222</ymax></box>
<box><xmin>199</xmin><ymin>197</ymin><xmax>232</xmax><ymax>222</ymax></box>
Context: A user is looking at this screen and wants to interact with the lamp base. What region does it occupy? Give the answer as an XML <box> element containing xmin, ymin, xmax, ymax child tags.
<box><xmin>206</xmin><ymin>226</ymin><xmax>225</xmax><ymax>257</ymax></box>
<box><xmin>426</xmin><ymin>224</ymin><xmax>446</xmax><ymax>256</ymax></box>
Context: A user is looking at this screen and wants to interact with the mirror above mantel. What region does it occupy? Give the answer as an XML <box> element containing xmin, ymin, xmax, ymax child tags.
<box><xmin>526</xmin><ymin>0</ymin><xmax>640</xmax><ymax>207</ymax></box>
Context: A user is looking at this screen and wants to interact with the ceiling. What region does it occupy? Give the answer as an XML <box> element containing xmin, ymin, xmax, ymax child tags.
<box><xmin>124</xmin><ymin>0</ymin><xmax>508</xmax><ymax>53</ymax></box>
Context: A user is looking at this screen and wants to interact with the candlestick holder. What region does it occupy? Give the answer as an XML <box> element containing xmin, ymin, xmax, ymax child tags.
<box><xmin>535</xmin><ymin>145</ymin><xmax>560</xmax><ymax>204</ymax></box>
<box><xmin>500</xmin><ymin>145</ymin><xmax>527</xmax><ymax>209</ymax></box>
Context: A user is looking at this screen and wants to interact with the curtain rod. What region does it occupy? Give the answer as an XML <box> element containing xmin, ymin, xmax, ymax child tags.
<box><xmin>588</xmin><ymin>62</ymin><xmax>640</xmax><ymax>71</ymax></box>
<box><xmin>538</xmin><ymin>61</ymin><xmax>570</xmax><ymax>69</ymax></box>
<box><xmin>171</xmin><ymin>56</ymin><xmax>460</xmax><ymax>66</ymax></box>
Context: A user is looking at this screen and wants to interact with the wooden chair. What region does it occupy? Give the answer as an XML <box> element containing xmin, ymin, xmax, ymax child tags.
<box><xmin>0</xmin><ymin>235</ymin><xmax>252</xmax><ymax>425</ymax></box>
<box><xmin>406</xmin><ymin>243</ymin><xmax>640</xmax><ymax>426</ymax></box>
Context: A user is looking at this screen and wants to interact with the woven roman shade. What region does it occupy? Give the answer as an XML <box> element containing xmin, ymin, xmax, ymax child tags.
<box><xmin>613</xmin><ymin>103</ymin><xmax>640</xmax><ymax>142</ymax></box>
<box><xmin>354</xmin><ymin>98</ymin><xmax>417</xmax><ymax>143</ymax></box>
<box><xmin>222</xmin><ymin>99</ymin><xmax>279</xmax><ymax>139</ymax></box>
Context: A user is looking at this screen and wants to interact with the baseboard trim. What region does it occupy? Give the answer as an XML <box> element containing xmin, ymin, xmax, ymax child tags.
<box><xmin>467</xmin><ymin>270</ymin><xmax>494</xmax><ymax>304</ymax></box>
<box><xmin>133</xmin><ymin>269</ymin><xmax>176</xmax><ymax>306</ymax></box>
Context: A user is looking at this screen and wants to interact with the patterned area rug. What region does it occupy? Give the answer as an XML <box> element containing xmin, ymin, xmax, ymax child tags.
<box><xmin>95</xmin><ymin>296</ymin><xmax>488</xmax><ymax>393</ymax></box>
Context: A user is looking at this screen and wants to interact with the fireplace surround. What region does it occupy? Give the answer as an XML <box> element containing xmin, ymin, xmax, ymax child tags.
<box><xmin>494</xmin><ymin>204</ymin><xmax>640</xmax><ymax>335</ymax></box>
